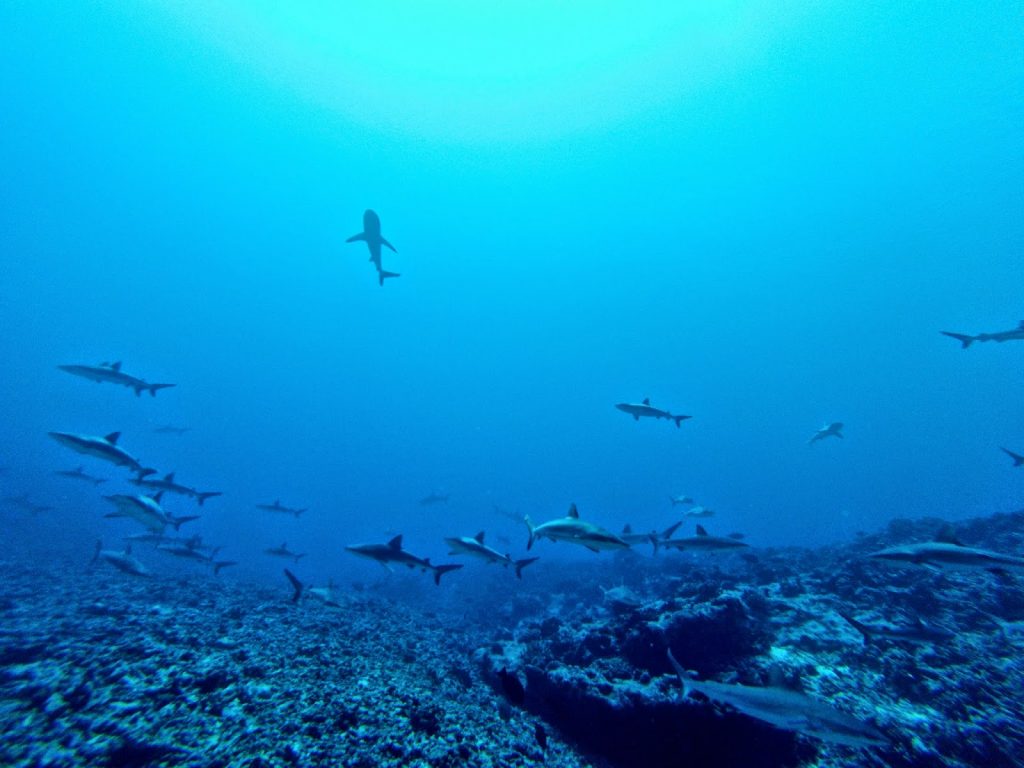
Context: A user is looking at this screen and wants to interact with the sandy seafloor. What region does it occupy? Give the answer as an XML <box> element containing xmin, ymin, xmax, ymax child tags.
<box><xmin>1</xmin><ymin>510</ymin><xmax>1023</xmax><ymax>768</ymax></box>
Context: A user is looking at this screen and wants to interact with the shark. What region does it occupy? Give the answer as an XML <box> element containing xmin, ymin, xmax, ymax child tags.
<box><xmin>1000</xmin><ymin>447</ymin><xmax>1024</xmax><ymax>467</ymax></box>
<box><xmin>54</xmin><ymin>465</ymin><xmax>107</xmax><ymax>486</ymax></box>
<box><xmin>92</xmin><ymin>541</ymin><xmax>151</xmax><ymax>577</ymax></box>
<box><xmin>103</xmin><ymin>492</ymin><xmax>187</xmax><ymax>533</ymax></box>
<box><xmin>444</xmin><ymin>531</ymin><xmax>539</xmax><ymax>578</ymax></box>
<box><xmin>157</xmin><ymin>542</ymin><xmax>236</xmax><ymax>574</ymax></box>
<box><xmin>3</xmin><ymin>494</ymin><xmax>53</xmax><ymax>515</ymax></box>
<box><xmin>346</xmin><ymin>209</ymin><xmax>400</xmax><ymax>286</ymax></box>
<box><xmin>419</xmin><ymin>492</ymin><xmax>449</xmax><ymax>506</ymax></box>
<box><xmin>661</xmin><ymin>525</ymin><xmax>750</xmax><ymax>552</ymax></box>
<box><xmin>49</xmin><ymin>431</ymin><xmax>152</xmax><ymax>475</ymax></box>
<box><xmin>525</xmin><ymin>504</ymin><xmax>630</xmax><ymax>553</ymax></box>
<box><xmin>131</xmin><ymin>471</ymin><xmax>221</xmax><ymax>506</ymax></box>
<box><xmin>615</xmin><ymin>398</ymin><xmax>690</xmax><ymax>427</ymax></box>
<box><xmin>941</xmin><ymin>321</ymin><xmax>1024</xmax><ymax>349</ymax></box>
<box><xmin>667</xmin><ymin>649</ymin><xmax>886</xmax><ymax>748</ymax></box>
<box><xmin>284</xmin><ymin>569</ymin><xmax>342</xmax><ymax>607</ymax></box>
<box><xmin>153</xmin><ymin>425</ymin><xmax>190</xmax><ymax>435</ymax></box>
<box><xmin>620</xmin><ymin>521</ymin><xmax>683</xmax><ymax>554</ymax></box>
<box><xmin>670</xmin><ymin>495</ymin><xmax>695</xmax><ymax>507</ymax></box>
<box><xmin>58</xmin><ymin>362</ymin><xmax>175</xmax><ymax>397</ymax></box>
<box><xmin>345</xmin><ymin>534</ymin><xmax>463</xmax><ymax>585</ymax></box>
<box><xmin>867</xmin><ymin>527</ymin><xmax>1024</xmax><ymax>571</ymax></box>
<box><xmin>256</xmin><ymin>499</ymin><xmax>306</xmax><ymax>517</ymax></box>
<box><xmin>683</xmin><ymin>506</ymin><xmax>715</xmax><ymax>519</ymax></box>
<box><xmin>837</xmin><ymin>610</ymin><xmax>954</xmax><ymax>646</ymax></box>
<box><xmin>808</xmin><ymin>422</ymin><xmax>843</xmax><ymax>444</ymax></box>
<box><xmin>264</xmin><ymin>542</ymin><xmax>306</xmax><ymax>563</ymax></box>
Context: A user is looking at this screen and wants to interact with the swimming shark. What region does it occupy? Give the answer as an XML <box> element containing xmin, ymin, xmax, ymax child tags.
<box><xmin>837</xmin><ymin>610</ymin><xmax>954</xmax><ymax>646</ymax></box>
<box><xmin>620</xmin><ymin>521</ymin><xmax>683</xmax><ymax>554</ymax></box>
<box><xmin>92</xmin><ymin>541</ymin><xmax>151</xmax><ymax>577</ymax></box>
<box><xmin>808</xmin><ymin>422</ymin><xmax>843</xmax><ymax>444</ymax></box>
<box><xmin>157</xmin><ymin>542</ymin><xmax>235</xmax><ymax>574</ymax></box>
<box><xmin>264</xmin><ymin>542</ymin><xmax>306</xmax><ymax>563</ymax></box>
<box><xmin>131</xmin><ymin>471</ymin><xmax>221</xmax><ymax>506</ymax></box>
<box><xmin>256</xmin><ymin>499</ymin><xmax>306</xmax><ymax>517</ymax></box>
<box><xmin>420</xmin><ymin>492</ymin><xmax>449</xmax><ymax>506</ymax></box>
<box><xmin>103</xmin><ymin>492</ymin><xmax>185</xmax><ymax>533</ymax></box>
<box><xmin>1000</xmin><ymin>447</ymin><xmax>1024</xmax><ymax>467</ymax></box>
<box><xmin>941</xmin><ymin>321</ymin><xmax>1024</xmax><ymax>349</ymax></box>
<box><xmin>868</xmin><ymin>527</ymin><xmax>1024</xmax><ymax>571</ymax></box>
<box><xmin>54</xmin><ymin>465</ymin><xmax>107</xmax><ymax>486</ymax></box>
<box><xmin>670</xmin><ymin>495</ymin><xmax>695</xmax><ymax>507</ymax></box>
<box><xmin>58</xmin><ymin>362</ymin><xmax>175</xmax><ymax>397</ymax></box>
<box><xmin>661</xmin><ymin>524</ymin><xmax>750</xmax><ymax>552</ymax></box>
<box><xmin>666</xmin><ymin>649</ymin><xmax>886</xmax><ymax>748</ymax></box>
<box><xmin>284</xmin><ymin>569</ymin><xmax>342</xmax><ymax>607</ymax></box>
<box><xmin>525</xmin><ymin>504</ymin><xmax>630</xmax><ymax>553</ymax></box>
<box><xmin>346</xmin><ymin>209</ymin><xmax>400</xmax><ymax>286</ymax></box>
<box><xmin>345</xmin><ymin>534</ymin><xmax>463</xmax><ymax>585</ymax></box>
<box><xmin>3</xmin><ymin>494</ymin><xmax>53</xmax><ymax>515</ymax></box>
<box><xmin>444</xmin><ymin>531</ymin><xmax>539</xmax><ymax>578</ymax></box>
<box><xmin>153</xmin><ymin>425</ymin><xmax>190</xmax><ymax>435</ymax></box>
<box><xmin>49</xmin><ymin>431</ymin><xmax>152</xmax><ymax>476</ymax></box>
<box><xmin>615</xmin><ymin>398</ymin><xmax>690</xmax><ymax>427</ymax></box>
<box><xmin>683</xmin><ymin>506</ymin><xmax>714</xmax><ymax>519</ymax></box>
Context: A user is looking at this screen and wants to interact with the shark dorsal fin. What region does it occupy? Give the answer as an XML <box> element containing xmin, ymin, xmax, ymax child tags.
<box><xmin>105</xmin><ymin>431</ymin><xmax>120</xmax><ymax>444</ymax></box>
<box><xmin>935</xmin><ymin>525</ymin><xmax>963</xmax><ymax>546</ymax></box>
<box><xmin>165</xmin><ymin>472</ymin><xmax>175</xmax><ymax>482</ymax></box>
<box><xmin>474</xmin><ymin>531</ymin><xmax>485</xmax><ymax>544</ymax></box>
<box><xmin>567</xmin><ymin>503</ymin><xmax>579</xmax><ymax>519</ymax></box>
<box><xmin>1018</xmin><ymin>320</ymin><xmax>1024</xmax><ymax>329</ymax></box>
<box><xmin>642</xmin><ymin>397</ymin><xmax>650</xmax><ymax>405</ymax></box>
<box><xmin>153</xmin><ymin>491</ymin><xmax>164</xmax><ymax>504</ymax></box>
<box><xmin>111</xmin><ymin>361</ymin><xmax>122</xmax><ymax>371</ymax></box>
<box><xmin>696</xmin><ymin>525</ymin><xmax>709</xmax><ymax>537</ymax></box>
<box><xmin>663</xmin><ymin>521</ymin><xmax>683</xmax><ymax>538</ymax></box>
<box><xmin>388</xmin><ymin>534</ymin><xmax>403</xmax><ymax>550</ymax></box>
<box><xmin>623</xmin><ymin>525</ymin><xmax>633</xmax><ymax>534</ymax></box>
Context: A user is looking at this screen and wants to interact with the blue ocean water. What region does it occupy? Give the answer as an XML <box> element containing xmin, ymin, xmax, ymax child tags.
<box><xmin>1</xmin><ymin>4</ymin><xmax>1022</xmax><ymax>767</ymax></box>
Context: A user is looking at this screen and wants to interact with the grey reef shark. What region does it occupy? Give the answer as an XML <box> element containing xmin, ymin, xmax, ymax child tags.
<box><xmin>347</xmin><ymin>209</ymin><xmax>399</xmax><ymax>286</ymax></box>
<box><xmin>868</xmin><ymin>526</ymin><xmax>1024</xmax><ymax>572</ymax></box>
<box><xmin>345</xmin><ymin>534</ymin><xmax>463</xmax><ymax>585</ymax></box>
<box><xmin>667</xmin><ymin>649</ymin><xmax>887</xmax><ymax>748</ymax></box>
<box><xmin>58</xmin><ymin>361</ymin><xmax>174</xmax><ymax>397</ymax></box>
<box><xmin>444</xmin><ymin>531</ymin><xmax>539</xmax><ymax>578</ymax></box>
<box><xmin>525</xmin><ymin>504</ymin><xmax>630</xmax><ymax>553</ymax></box>
<box><xmin>941</xmin><ymin>320</ymin><xmax>1024</xmax><ymax>349</ymax></box>
<box><xmin>49</xmin><ymin>431</ymin><xmax>152</xmax><ymax>476</ymax></box>
<box><xmin>615</xmin><ymin>398</ymin><xmax>691</xmax><ymax>428</ymax></box>
<box><xmin>808</xmin><ymin>422</ymin><xmax>843</xmax><ymax>444</ymax></box>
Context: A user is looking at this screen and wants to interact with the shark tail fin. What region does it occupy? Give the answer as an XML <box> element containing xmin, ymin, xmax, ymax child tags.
<box><xmin>294</xmin><ymin>553</ymin><xmax>306</xmax><ymax>563</ymax></box>
<box><xmin>666</xmin><ymin>648</ymin><xmax>694</xmax><ymax>697</ymax></box>
<box><xmin>197</xmin><ymin>492</ymin><xmax>222</xmax><ymax>506</ymax></box>
<box><xmin>172</xmin><ymin>515</ymin><xmax>199</xmax><ymax>531</ymax></box>
<box><xmin>149</xmin><ymin>384</ymin><xmax>175</xmax><ymax>397</ymax></box>
<box><xmin>524</xmin><ymin>516</ymin><xmax>536</xmax><ymax>551</ymax></box>
<box><xmin>378</xmin><ymin>270</ymin><xmax>400</xmax><ymax>286</ymax></box>
<box><xmin>649</xmin><ymin>534</ymin><xmax>659</xmax><ymax>555</ymax></box>
<box><xmin>432</xmin><ymin>564</ymin><xmax>463</xmax><ymax>586</ymax></box>
<box><xmin>837</xmin><ymin>610</ymin><xmax>872</xmax><ymax>644</ymax></box>
<box><xmin>514</xmin><ymin>557</ymin><xmax>539</xmax><ymax>579</ymax></box>
<box><xmin>284</xmin><ymin>568</ymin><xmax>304</xmax><ymax>602</ymax></box>
<box><xmin>1001</xmin><ymin>447</ymin><xmax>1024</xmax><ymax>467</ymax></box>
<box><xmin>346</xmin><ymin>232</ymin><xmax>367</xmax><ymax>243</ymax></box>
<box><xmin>673</xmin><ymin>415</ymin><xmax>690</xmax><ymax>428</ymax></box>
<box><xmin>940</xmin><ymin>331</ymin><xmax>974</xmax><ymax>349</ymax></box>
<box><xmin>213</xmin><ymin>561</ymin><xmax>237</xmax><ymax>575</ymax></box>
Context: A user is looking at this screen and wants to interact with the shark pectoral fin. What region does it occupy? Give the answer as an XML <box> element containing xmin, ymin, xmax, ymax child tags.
<box><xmin>381</xmin><ymin>237</ymin><xmax>397</xmax><ymax>253</ymax></box>
<box><xmin>584</xmin><ymin>545</ymin><xmax>600</xmax><ymax>553</ymax></box>
<box><xmin>346</xmin><ymin>232</ymin><xmax>367</xmax><ymax>243</ymax></box>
